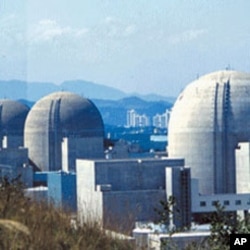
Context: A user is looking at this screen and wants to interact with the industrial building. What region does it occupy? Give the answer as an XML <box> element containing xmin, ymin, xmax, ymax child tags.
<box><xmin>168</xmin><ymin>70</ymin><xmax>250</xmax><ymax>195</ymax></box>
<box><xmin>24</xmin><ymin>91</ymin><xmax>104</xmax><ymax>172</ymax></box>
<box><xmin>76</xmin><ymin>158</ymin><xmax>190</xmax><ymax>231</ymax></box>
<box><xmin>0</xmin><ymin>99</ymin><xmax>32</xmax><ymax>186</ymax></box>
<box><xmin>167</xmin><ymin>70</ymin><xmax>250</xmax><ymax>226</ymax></box>
<box><xmin>29</xmin><ymin>171</ymin><xmax>77</xmax><ymax>212</ymax></box>
<box><xmin>2</xmin><ymin>70</ymin><xmax>250</xmax><ymax>244</ymax></box>
<box><xmin>0</xmin><ymin>99</ymin><xmax>29</xmax><ymax>148</ymax></box>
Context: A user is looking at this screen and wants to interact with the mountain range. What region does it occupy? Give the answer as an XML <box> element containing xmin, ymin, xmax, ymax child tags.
<box><xmin>92</xmin><ymin>96</ymin><xmax>172</xmax><ymax>126</ymax></box>
<box><xmin>0</xmin><ymin>79</ymin><xmax>175</xmax><ymax>102</ymax></box>
<box><xmin>0</xmin><ymin>79</ymin><xmax>175</xmax><ymax>126</ymax></box>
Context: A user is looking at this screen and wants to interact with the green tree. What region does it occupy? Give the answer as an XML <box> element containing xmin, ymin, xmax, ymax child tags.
<box><xmin>207</xmin><ymin>202</ymin><xmax>250</xmax><ymax>249</ymax></box>
<box><xmin>186</xmin><ymin>202</ymin><xmax>250</xmax><ymax>250</ymax></box>
<box><xmin>154</xmin><ymin>196</ymin><xmax>177</xmax><ymax>230</ymax></box>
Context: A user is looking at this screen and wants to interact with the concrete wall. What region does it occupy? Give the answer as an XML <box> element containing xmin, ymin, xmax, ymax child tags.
<box><xmin>47</xmin><ymin>172</ymin><xmax>77</xmax><ymax>212</ymax></box>
<box><xmin>33</xmin><ymin>172</ymin><xmax>48</xmax><ymax>186</ymax></box>
<box><xmin>149</xmin><ymin>231</ymin><xmax>210</xmax><ymax>250</ymax></box>
<box><xmin>192</xmin><ymin>179</ymin><xmax>250</xmax><ymax>213</ymax></box>
<box><xmin>77</xmin><ymin>161</ymin><xmax>103</xmax><ymax>223</ymax></box>
<box><xmin>62</xmin><ymin>137</ymin><xmax>104</xmax><ymax>171</ymax></box>
<box><xmin>24</xmin><ymin>187</ymin><xmax>48</xmax><ymax>202</ymax></box>
<box><xmin>168</xmin><ymin>71</ymin><xmax>250</xmax><ymax>195</ymax></box>
<box><xmin>0</xmin><ymin>147</ymin><xmax>32</xmax><ymax>187</ymax></box>
<box><xmin>0</xmin><ymin>147</ymin><xmax>28</xmax><ymax>168</ymax></box>
<box><xmin>2</xmin><ymin>135</ymin><xmax>24</xmax><ymax>149</ymax></box>
<box><xmin>235</xmin><ymin>142</ymin><xmax>250</xmax><ymax>193</ymax></box>
<box><xmin>166</xmin><ymin>167</ymin><xmax>191</xmax><ymax>228</ymax></box>
<box><xmin>76</xmin><ymin>158</ymin><xmax>185</xmax><ymax>230</ymax></box>
<box><xmin>93</xmin><ymin>158</ymin><xmax>184</xmax><ymax>191</ymax></box>
<box><xmin>103</xmin><ymin>190</ymin><xmax>166</xmax><ymax>231</ymax></box>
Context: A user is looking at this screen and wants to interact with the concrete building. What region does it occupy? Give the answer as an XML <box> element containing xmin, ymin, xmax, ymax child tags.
<box><xmin>166</xmin><ymin>166</ymin><xmax>191</xmax><ymax>229</ymax></box>
<box><xmin>47</xmin><ymin>171</ymin><xmax>77</xmax><ymax>212</ymax></box>
<box><xmin>0</xmin><ymin>148</ymin><xmax>33</xmax><ymax>187</ymax></box>
<box><xmin>133</xmin><ymin>224</ymin><xmax>210</xmax><ymax>250</ymax></box>
<box><xmin>168</xmin><ymin>70</ymin><xmax>250</xmax><ymax>195</ymax></box>
<box><xmin>168</xmin><ymin>70</ymin><xmax>250</xmax><ymax>230</ymax></box>
<box><xmin>191</xmin><ymin>141</ymin><xmax>250</xmax><ymax>214</ymax></box>
<box><xmin>7</xmin><ymin>71</ymin><xmax>250</xmax><ymax>243</ymax></box>
<box><xmin>0</xmin><ymin>99</ymin><xmax>32</xmax><ymax>186</ymax></box>
<box><xmin>76</xmin><ymin>158</ymin><xmax>190</xmax><ymax>231</ymax></box>
<box><xmin>24</xmin><ymin>92</ymin><xmax>104</xmax><ymax>171</ymax></box>
<box><xmin>32</xmin><ymin>171</ymin><xmax>77</xmax><ymax>212</ymax></box>
<box><xmin>24</xmin><ymin>186</ymin><xmax>48</xmax><ymax>202</ymax></box>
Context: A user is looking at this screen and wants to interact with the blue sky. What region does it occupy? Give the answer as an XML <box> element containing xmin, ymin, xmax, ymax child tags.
<box><xmin>1</xmin><ymin>0</ymin><xmax>250</xmax><ymax>96</ymax></box>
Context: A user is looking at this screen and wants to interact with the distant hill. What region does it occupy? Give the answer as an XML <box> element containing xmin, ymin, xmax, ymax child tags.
<box><xmin>60</xmin><ymin>80</ymin><xmax>125</xmax><ymax>100</ymax></box>
<box><xmin>87</xmin><ymin>96</ymin><xmax>172</xmax><ymax>126</ymax></box>
<box><xmin>19</xmin><ymin>96</ymin><xmax>172</xmax><ymax>126</ymax></box>
<box><xmin>0</xmin><ymin>79</ymin><xmax>175</xmax><ymax>102</ymax></box>
<box><xmin>2</xmin><ymin>79</ymin><xmax>175</xmax><ymax>126</ymax></box>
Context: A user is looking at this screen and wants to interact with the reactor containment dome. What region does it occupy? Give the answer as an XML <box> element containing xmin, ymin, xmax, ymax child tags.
<box><xmin>0</xmin><ymin>99</ymin><xmax>29</xmax><ymax>148</ymax></box>
<box><xmin>168</xmin><ymin>70</ymin><xmax>250</xmax><ymax>195</ymax></box>
<box><xmin>24</xmin><ymin>92</ymin><xmax>104</xmax><ymax>171</ymax></box>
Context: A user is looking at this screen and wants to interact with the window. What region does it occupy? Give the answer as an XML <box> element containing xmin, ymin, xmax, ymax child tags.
<box><xmin>212</xmin><ymin>201</ymin><xmax>219</xmax><ymax>206</ymax></box>
<box><xmin>235</xmin><ymin>200</ymin><xmax>241</xmax><ymax>205</ymax></box>
<box><xmin>200</xmin><ymin>201</ymin><xmax>206</xmax><ymax>207</ymax></box>
<box><xmin>224</xmin><ymin>200</ymin><xmax>230</xmax><ymax>206</ymax></box>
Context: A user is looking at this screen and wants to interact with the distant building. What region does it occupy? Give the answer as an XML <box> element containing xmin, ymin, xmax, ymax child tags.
<box><xmin>126</xmin><ymin>109</ymin><xmax>150</xmax><ymax>127</ymax></box>
<box><xmin>153</xmin><ymin>109</ymin><xmax>170</xmax><ymax>129</ymax></box>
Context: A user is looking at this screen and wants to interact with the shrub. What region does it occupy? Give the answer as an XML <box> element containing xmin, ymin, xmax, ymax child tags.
<box><xmin>0</xmin><ymin>177</ymin><xmax>134</xmax><ymax>250</ymax></box>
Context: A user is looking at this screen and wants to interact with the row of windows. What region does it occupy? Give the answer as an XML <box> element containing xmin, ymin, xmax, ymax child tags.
<box><xmin>200</xmin><ymin>200</ymin><xmax>244</xmax><ymax>207</ymax></box>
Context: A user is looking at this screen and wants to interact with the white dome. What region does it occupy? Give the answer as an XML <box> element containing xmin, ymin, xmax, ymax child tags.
<box><xmin>168</xmin><ymin>70</ymin><xmax>250</xmax><ymax>194</ymax></box>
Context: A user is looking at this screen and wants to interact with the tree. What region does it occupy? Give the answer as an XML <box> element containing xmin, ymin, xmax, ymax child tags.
<box><xmin>207</xmin><ymin>202</ymin><xmax>250</xmax><ymax>249</ymax></box>
<box><xmin>154</xmin><ymin>196</ymin><xmax>177</xmax><ymax>231</ymax></box>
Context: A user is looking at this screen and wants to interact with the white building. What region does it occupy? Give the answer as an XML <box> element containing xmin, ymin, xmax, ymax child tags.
<box><xmin>126</xmin><ymin>109</ymin><xmax>150</xmax><ymax>127</ymax></box>
<box><xmin>76</xmin><ymin>158</ymin><xmax>190</xmax><ymax>232</ymax></box>
<box><xmin>153</xmin><ymin>109</ymin><xmax>170</xmax><ymax>129</ymax></box>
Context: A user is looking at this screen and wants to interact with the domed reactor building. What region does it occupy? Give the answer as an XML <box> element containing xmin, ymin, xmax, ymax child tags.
<box><xmin>24</xmin><ymin>92</ymin><xmax>104</xmax><ymax>171</ymax></box>
<box><xmin>0</xmin><ymin>99</ymin><xmax>29</xmax><ymax>148</ymax></box>
<box><xmin>168</xmin><ymin>70</ymin><xmax>250</xmax><ymax>195</ymax></box>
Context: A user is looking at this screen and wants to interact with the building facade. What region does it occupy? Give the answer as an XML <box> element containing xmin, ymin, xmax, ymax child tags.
<box><xmin>127</xmin><ymin>109</ymin><xmax>150</xmax><ymax>127</ymax></box>
<box><xmin>153</xmin><ymin>109</ymin><xmax>170</xmax><ymax>129</ymax></box>
<box><xmin>76</xmin><ymin>158</ymin><xmax>191</xmax><ymax>231</ymax></box>
<box><xmin>168</xmin><ymin>70</ymin><xmax>250</xmax><ymax>195</ymax></box>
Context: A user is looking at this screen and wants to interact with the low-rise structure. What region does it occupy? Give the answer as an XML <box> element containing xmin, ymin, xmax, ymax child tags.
<box><xmin>76</xmin><ymin>158</ymin><xmax>190</xmax><ymax>232</ymax></box>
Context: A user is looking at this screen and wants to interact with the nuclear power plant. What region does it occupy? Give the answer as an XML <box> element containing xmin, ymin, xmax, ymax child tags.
<box><xmin>24</xmin><ymin>92</ymin><xmax>104</xmax><ymax>172</ymax></box>
<box><xmin>2</xmin><ymin>71</ymin><xmax>250</xmax><ymax>242</ymax></box>
<box><xmin>168</xmin><ymin>70</ymin><xmax>250</xmax><ymax>195</ymax></box>
<box><xmin>0</xmin><ymin>99</ymin><xmax>29</xmax><ymax>148</ymax></box>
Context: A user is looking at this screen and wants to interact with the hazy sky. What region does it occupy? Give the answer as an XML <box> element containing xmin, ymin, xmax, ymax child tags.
<box><xmin>1</xmin><ymin>0</ymin><xmax>250</xmax><ymax>96</ymax></box>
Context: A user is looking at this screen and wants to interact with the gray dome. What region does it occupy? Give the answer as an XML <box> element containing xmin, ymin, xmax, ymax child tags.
<box><xmin>24</xmin><ymin>91</ymin><xmax>104</xmax><ymax>171</ymax></box>
<box><xmin>0</xmin><ymin>99</ymin><xmax>29</xmax><ymax>135</ymax></box>
<box><xmin>168</xmin><ymin>70</ymin><xmax>250</xmax><ymax>194</ymax></box>
<box><xmin>25</xmin><ymin>91</ymin><xmax>104</xmax><ymax>137</ymax></box>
